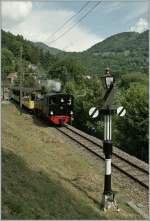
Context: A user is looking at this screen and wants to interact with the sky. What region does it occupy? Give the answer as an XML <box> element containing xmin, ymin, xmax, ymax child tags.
<box><xmin>1</xmin><ymin>0</ymin><xmax>149</xmax><ymax>52</ymax></box>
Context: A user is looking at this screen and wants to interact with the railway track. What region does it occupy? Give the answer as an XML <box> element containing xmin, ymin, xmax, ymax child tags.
<box><xmin>57</xmin><ymin>124</ymin><xmax>149</xmax><ymax>189</ymax></box>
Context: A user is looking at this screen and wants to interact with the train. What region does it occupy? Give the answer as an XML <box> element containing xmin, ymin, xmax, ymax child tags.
<box><xmin>9</xmin><ymin>86</ymin><xmax>74</xmax><ymax>125</ymax></box>
<box><xmin>10</xmin><ymin>87</ymin><xmax>36</xmax><ymax>110</ymax></box>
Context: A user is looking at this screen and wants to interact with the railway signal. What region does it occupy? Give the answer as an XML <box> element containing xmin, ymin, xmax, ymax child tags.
<box><xmin>101</xmin><ymin>68</ymin><xmax>115</xmax><ymax>108</ymax></box>
<box><xmin>100</xmin><ymin>69</ymin><xmax>118</xmax><ymax>211</ymax></box>
<box><xmin>89</xmin><ymin>68</ymin><xmax>126</xmax><ymax>211</ymax></box>
<box><xmin>117</xmin><ymin>106</ymin><xmax>126</xmax><ymax>117</ymax></box>
<box><xmin>89</xmin><ymin>107</ymin><xmax>99</xmax><ymax>119</ymax></box>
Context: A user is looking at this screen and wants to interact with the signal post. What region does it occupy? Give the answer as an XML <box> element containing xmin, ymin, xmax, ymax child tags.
<box><xmin>100</xmin><ymin>107</ymin><xmax>117</xmax><ymax>211</ymax></box>
<box><xmin>89</xmin><ymin>68</ymin><xmax>126</xmax><ymax>211</ymax></box>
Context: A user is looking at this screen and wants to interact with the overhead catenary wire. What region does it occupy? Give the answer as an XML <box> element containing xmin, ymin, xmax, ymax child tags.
<box><xmin>48</xmin><ymin>1</ymin><xmax>102</xmax><ymax>45</ymax></box>
<box><xmin>45</xmin><ymin>1</ymin><xmax>90</xmax><ymax>42</ymax></box>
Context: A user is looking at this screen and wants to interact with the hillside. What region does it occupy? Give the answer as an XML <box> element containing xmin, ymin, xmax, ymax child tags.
<box><xmin>34</xmin><ymin>42</ymin><xmax>63</xmax><ymax>55</ymax></box>
<box><xmin>61</xmin><ymin>31</ymin><xmax>149</xmax><ymax>74</ymax></box>
<box><xmin>2</xmin><ymin>29</ymin><xmax>149</xmax><ymax>76</ymax></box>
<box><xmin>2</xmin><ymin>103</ymin><xmax>147</xmax><ymax>219</ymax></box>
<box><xmin>1</xmin><ymin>30</ymin><xmax>59</xmax><ymax>78</ymax></box>
<box><xmin>86</xmin><ymin>32</ymin><xmax>139</xmax><ymax>52</ymax></box>
<box><xmin>33</xmin><ymin>30</ymin><xmax>149</xmax><ymax>75</ymax></box>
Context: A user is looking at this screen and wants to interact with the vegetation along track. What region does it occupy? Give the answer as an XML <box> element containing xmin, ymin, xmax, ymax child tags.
<box><xmin>57</xmin><ymin>124</ymin><xmax>149</xmax><ymax>189</ymax></box>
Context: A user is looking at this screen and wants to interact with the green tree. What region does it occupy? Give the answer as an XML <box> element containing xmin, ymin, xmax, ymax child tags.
<box><xmin>114</xmin><ymin>84</ymin><xmax>148</xmax><ymax>162</ymax></box>
<box><xmin>2</xmin><ymin>48</ymin><xmax>16</xmax><ymax>76</ymax></box>
<box><xmin>48</xmin><ymin>58</ymin><xmax>89</xmax><ymax>86</ymax></box>
<box><xmin>118</xmin><ymin>72</ymin><xmax>148</xmax><ymax>89</ymax></box>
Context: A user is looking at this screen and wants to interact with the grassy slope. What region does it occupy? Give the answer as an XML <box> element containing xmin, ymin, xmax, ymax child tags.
<box><xmin>2</xmin><ymin>103</ymin><xmax>143</xmax><ymax>219</ymax></box>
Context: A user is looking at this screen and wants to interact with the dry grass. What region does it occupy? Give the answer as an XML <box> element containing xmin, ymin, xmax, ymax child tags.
<box><xmin>2</xmin><ymin>102</ymin><xmax>144</xmax><ymax>219</ymax></box>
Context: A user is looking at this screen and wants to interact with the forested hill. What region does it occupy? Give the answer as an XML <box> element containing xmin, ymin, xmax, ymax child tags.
<box><xmin>2</xmin><ymin>29</ymin><xmax>149</xmax><ymax>77</ymax></box>
<box><xmin>34</xmin><ymin>42</ymin><xmax>63</xmax><ymax>55</ymax></box>
<box><xmin>1</xmin><ymin>30</ymin><xmax>60</xmax><ymax>77</ymax></box>
<box><xmin>86</xmin><ymin>31</ymin><xmax>146</xmax><ymax>52</ymax></box>
<box><xmin>32</xmin><ymin>31</ymin><xmax>149</xmax><ymax>75</ymax></box>
<box><xmin>59</xmin><ymin>30</ymin><xmax>149</xmax><ymax>75</ymax></box>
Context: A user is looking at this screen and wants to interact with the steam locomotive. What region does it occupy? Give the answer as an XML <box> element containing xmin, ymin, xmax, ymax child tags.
<box><xmin>10</xmin><ymin>80</ymin><xmax>74</xmax><ymax>125</ymax></box>
<box><xmin>34</xmin><ymin>93</ymin><xmax>73</xmax><ymax>124</ymax></box>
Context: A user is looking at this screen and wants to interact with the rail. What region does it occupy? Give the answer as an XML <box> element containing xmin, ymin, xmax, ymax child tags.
<box><xmin>57</xmin><ymin>124</ymin><xmax>149</xmax><ymax>189</ymax></box>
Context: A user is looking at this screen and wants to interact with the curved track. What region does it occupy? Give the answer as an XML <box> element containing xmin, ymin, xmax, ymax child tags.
<box><xmin>57</xmin><ymin>124</ymin><xmax>149</xmax><ymax>189</ymax></box>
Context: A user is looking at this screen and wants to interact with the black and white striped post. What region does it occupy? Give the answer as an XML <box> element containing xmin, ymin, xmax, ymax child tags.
<box><xmin>103</xmin><ymin>113</ymin><xmax>112</xmax><ymax>195</ymax></box>
<box><xmin>101</xmin><ymin>106</ymin><xmax>126</xmax><ymax>211</ymax></box>
<box><xmin>89</xmin><ymin>69</ymin><xmax>126</xmax><ymax>211</ymax></box>
<box><xmin>100</xmin><ymin>69</ymin><xmax>119</xmax><ymax>211</ymax></box>
<box><xmin>101</xmin><ymin>108</ymin><xmax>117</xmax><ymax>211</ymax></box>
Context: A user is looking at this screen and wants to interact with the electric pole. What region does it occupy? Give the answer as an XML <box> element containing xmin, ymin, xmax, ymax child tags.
<box><xmin>2</xmin><ymin>58</ymin><xmax>5</xmax><ymax>100</ymax></box>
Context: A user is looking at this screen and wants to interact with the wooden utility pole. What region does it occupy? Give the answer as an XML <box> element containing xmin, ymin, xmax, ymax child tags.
<box><xmin>2</xmin><ymin>58</ymin><xmax>5</xmax><ymax>100</ymax></box>
<box><xmin>19</xmin><ymin>46</ymin><xmax>23</xmax><ymax>112</ymax></box>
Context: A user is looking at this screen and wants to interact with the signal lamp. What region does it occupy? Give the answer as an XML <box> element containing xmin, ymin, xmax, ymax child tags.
<box><xmin>101</xmin><ymin>68</ymin><xmax>114</xmax><ymax>89</ymax></box>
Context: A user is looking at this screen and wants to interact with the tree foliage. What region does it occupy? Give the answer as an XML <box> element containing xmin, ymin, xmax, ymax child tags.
<box><xmin>114</xmin><ymin>84</ymin><xmax>148</xmax><ymax>162</ymax></box>
<box><xmin>2</xmin><ymin>48</ymin><xmax>16</xmax><ymax>76</ymax></box>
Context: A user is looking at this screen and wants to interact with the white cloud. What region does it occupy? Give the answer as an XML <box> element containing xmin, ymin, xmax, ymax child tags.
<box><xmin>2</xmin><ymin>7</ymin><xmax>103</xmax><ymax>52</ymax></box>
<box><xmin>123</xmin><ymin>3</ymin><xmax>148</xmax><ymax>23</ymax></box>
<box><xmin>2</xmin><ymin>1</ymin><xmax>32</xmax><ymax>28</ymax></box>
<box><xmin>129</xmin><ymin>18</ymin><xmax>148</xmax><ymax>33</ymax></box>
<box><xmin>53</xmin><ymin>30</ymin><xmax>102</xmax><ymax>52</ymax></box>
